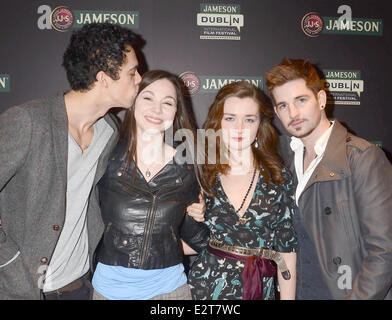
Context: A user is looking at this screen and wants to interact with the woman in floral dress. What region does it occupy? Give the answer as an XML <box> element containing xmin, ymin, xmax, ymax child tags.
<box><xmin>188</xmin><ymin>81</ymin><xmax>297</xmax><ymax>300</ymax></box>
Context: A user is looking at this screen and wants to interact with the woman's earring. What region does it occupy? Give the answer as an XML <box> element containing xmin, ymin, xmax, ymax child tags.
<box><xmin>254</xmin><ymin>139</ymin><xmax>259</xmax><ymax>148</ymax></box>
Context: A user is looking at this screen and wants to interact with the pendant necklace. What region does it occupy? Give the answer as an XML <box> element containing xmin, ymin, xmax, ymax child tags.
<box><xmin>142</xmin><ymin>146</ymin><xmax>166</xmax><ymax>179</ymax></box>
<box><xmin>235</xmin><ymin>169</ymin><xmax>257</xmax><ymax>225</ymax></box>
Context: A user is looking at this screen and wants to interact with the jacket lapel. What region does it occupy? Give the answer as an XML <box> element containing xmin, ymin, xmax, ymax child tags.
<box><xmin>303</xmin><ymin>120</ymin><xmax>351</xmax><ymax>192</ymax></box>
<box><xmin>93</xmin><ymin>112</ymin><xmax>119</xmax><ymax>185</ymax></box>
<box><xmin>51</xmin><ymin>97</ymin><xmax>120</xmax><ymax>186</ymax></box>
<box><xmin>51</xmin><ymin>93</ymin><xmax>68</xmax><ymax>183</ymax></box>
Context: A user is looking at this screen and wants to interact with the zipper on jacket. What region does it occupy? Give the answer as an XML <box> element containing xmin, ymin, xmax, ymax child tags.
<box><xmin>140</xmin><ymin>193</ymin><xmax>157</xmax><ymax>267</ymax></box>
<box><xmin>127</xmin><ymin>176</ymin><xmax>185</xmax><ymax>267</ymax></box>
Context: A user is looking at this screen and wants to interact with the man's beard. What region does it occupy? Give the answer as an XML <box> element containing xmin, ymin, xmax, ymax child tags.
<box><xmin>288</xmin><ymin>119</ymin><xmax>316</xmax><ymax>139</ymax></box>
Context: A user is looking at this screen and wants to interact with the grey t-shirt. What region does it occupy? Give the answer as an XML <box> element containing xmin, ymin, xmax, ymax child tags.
<box><xmin>43</xmin><ymin>117</ymin><xmax>113</xmax><ymax>292</ymax></box>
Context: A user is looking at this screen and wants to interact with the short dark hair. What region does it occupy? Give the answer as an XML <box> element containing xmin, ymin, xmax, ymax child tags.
<box><xmin>62</xmin><ymin>23</ymin><xmax>138</xmax><ymax>91</ymax></box>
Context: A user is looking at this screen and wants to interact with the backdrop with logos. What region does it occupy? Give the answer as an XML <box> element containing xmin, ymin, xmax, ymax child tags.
<box><xmin>0</xmin><ymin>0</ymin><xmax>391</xmax><ymax>158</ymax></box>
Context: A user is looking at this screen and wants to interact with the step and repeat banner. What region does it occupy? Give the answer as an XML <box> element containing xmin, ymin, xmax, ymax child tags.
<box><xmin>0</xmin><ymin>0</ymin><xmax>391</xmax><ymax>158</ymax></box>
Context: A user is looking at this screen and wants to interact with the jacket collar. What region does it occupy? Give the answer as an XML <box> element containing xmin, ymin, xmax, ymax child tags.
<box><xmin>51</xmin><ymin>92</ymin><xmax>69</xmax><ymax>181</ymax></box>
<box><xmin>303</xmin><ymin>120</ymin><xmax>351</xmax><ymax>191</ymax></box>
<box><xmin>51</xmin><ymin>92</ymin><xmax>119</xmax><ymax>184</ymax></box>
<box><xmin>118</xmin><ymin>145</ymin><xmax>186</xmax><ymax>193</ymax></box>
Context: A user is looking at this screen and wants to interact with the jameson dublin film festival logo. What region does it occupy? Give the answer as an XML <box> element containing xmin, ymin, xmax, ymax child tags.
<box><xmin>37</xmin><ymin>5</ymin><xmax>139</xmax><ymax>31</ymax></box>
<box><xmin>301</xmin><ymin>5</ymin><xmax>383</xmax><ymax>37</ymax></box>
<box><xmin>0</xmin><ymin>74</ymin><xmax>10</xmax><ymax>92</ymax></box>
<box><xmin>322</xmin><ymin>70</ymin><xmax>364</xmax><ymax>106</ymax></box>
<box><xmin>197</xmin><ymin>3</ymin><xmax>244</xmax><ymax>40</ymax></box>
<box><xmin>179</xmin><ymin>72</ymin><xmax>263</xmax><ymax>95</ymax></box>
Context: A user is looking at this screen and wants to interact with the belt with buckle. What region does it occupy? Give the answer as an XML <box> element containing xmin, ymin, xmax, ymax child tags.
<box><xmin>209</xmin><ymin>238</ymin><xmax>291</xmax><ymax>280</ymax></box>
<box><xmin>44</xmin><ymin>271</ymin><xmax>91</xmax><ymax>295</ymax></box>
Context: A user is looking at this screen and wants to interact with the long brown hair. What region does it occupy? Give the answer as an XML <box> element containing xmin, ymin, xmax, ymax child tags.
<box><xmin>202</xmin><ymin>81</ymin><xmax>285</xmax><ymax>192</ymax></box>
<box><xmin>121</xmin><ymin>69</ymin><xmax>204</xmax><ymax>189</ymax></box>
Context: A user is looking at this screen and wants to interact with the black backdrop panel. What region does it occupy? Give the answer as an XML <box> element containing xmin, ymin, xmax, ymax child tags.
<box><xmin>1</xmin><ymin>0</ymin><xmax>391</xmax><ymax>157</ymax></box>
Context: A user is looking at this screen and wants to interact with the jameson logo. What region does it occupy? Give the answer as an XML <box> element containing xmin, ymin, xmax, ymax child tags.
<box><xmin>0</xmin><ymin>74</ymin><xmax>10</xmax><ymax>92</ymax></box>
<box><xmin>37</xmin><ymin>5</ymin><xmax>139</xmax><ymax>30</ymax></box>
<box><xmin>197</xmin><ymin>3</ymin><xmax>244</xmax><ymax>40</ymax></box>
<box><xmin>323</xmin><ymin>17</ymin><xmax>383</xmax><ymax>35</ymax></box>
<box><xmin>50</xmin><ymin>6</ymin><xmax>74</xmax><ymax>32</ymax></box>
<box><xmin>180</xmin><ymin>73</ymin><xmax>263</xmax><ymax>95</ymax></box>
<box><xmin>199</xmin><ymin>76</ymin><xmax>263</xmax><ymax>93</ymax></box>
<box><xmin>301</xmin><ymin>5</ymin><xmax>383</xmax><ymax>37</ymax></box>
<box><xmin>321</xmin><ymin>5</ymin><xmax>382</xmax><ymax>35</ymax></box>
<box><xmin>73</xmin><ymin>11</ymin><xmax>139</xmax><ymax>29</ymax></box>
<box><xmin>322</xmin><ymin>70</ymin><xmax>364</xmax><ymax>105</ymax></box>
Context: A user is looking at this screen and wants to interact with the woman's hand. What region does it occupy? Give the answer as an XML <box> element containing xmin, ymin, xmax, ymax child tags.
<box><xmin>186</xmin><ymin>193</ymin><xmax>206</xmax><ymax>222</ymax></box>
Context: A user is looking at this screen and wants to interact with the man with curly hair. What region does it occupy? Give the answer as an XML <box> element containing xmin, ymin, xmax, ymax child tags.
<box><xmin>0</xmin><ymin>23</ymin><xmax>142</xmax><ymax>300</ymax></box>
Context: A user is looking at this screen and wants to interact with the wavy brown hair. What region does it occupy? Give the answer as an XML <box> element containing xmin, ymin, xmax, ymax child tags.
<box><xmin>265</xmin><ymin>58</ymin><xmax>322</xmax><ymax>104</ymax></box>
<box><xmin>202</xmin><ymin>81</ymin><xmax>285</xmax><ymax>193</ymax></box>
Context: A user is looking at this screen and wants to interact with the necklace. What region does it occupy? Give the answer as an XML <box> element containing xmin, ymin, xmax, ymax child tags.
<box><xmin>145</xmin><ymin>168</ymin><xmax>151</xmax><ymax>178</ymax></box>
<box><xmin>138</xmin><ymin>145</ymin><xmax>166</xmax><ymax>179</ymax></box>
<box><xmin>143</xmin><ymin>163</ymin><xmax>155</xmax><ymax>178</ymax></box>
<box><xmin>235</xmin><ymin>169</ymin><xmax>257</xmax><ymax>225</ymax></box>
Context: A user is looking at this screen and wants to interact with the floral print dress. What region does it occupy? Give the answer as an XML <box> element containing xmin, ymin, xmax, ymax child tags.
<box><xmin>188</xmin><ymin>167</ymin><xmax>297</xmax><ymax>300</ymax></box>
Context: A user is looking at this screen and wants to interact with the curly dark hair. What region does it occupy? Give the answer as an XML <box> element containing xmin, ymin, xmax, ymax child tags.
<box><xmin>62</xmin><ymin>23</ymin><xmax>139</xmax><ymax>91</ymax></box>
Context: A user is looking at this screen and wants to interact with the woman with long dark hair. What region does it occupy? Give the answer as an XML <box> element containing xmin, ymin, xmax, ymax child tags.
<box><xmin>91</xmin><ymin>70</ymin><xmax>209</xmax><ymax>300</ymax></box>
<box><xmin>188</xmin><ymin>81</ymin><xmax>297</xmax><ymax>300</ymax></box>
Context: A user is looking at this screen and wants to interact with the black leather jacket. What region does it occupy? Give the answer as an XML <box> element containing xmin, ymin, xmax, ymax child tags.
<box><xmin>96</xmin><ymin>141</ymin><xmax>209</xmax><ymax>270</ymax></box>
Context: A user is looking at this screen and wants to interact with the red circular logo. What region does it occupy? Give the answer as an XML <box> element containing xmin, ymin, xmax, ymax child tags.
<box><xmin>179</xmin><ymin>72</ymin><xmax>201</xmax><ymax>96</ymax></box>
<box><xmin>50</xmin><ymin>6</ymin><xmax>74</xmax><ymax>32</ymax></box>
<box><xmin>301</xmin><ymin>12</ymin><xmax>323</xmax><ymax>37</ymax></box>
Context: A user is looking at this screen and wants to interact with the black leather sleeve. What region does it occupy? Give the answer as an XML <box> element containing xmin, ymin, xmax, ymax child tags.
<box><xmin>180</xmin><ymin>215</ymin><xmax>210</xmax><ymax>253</ymax></box>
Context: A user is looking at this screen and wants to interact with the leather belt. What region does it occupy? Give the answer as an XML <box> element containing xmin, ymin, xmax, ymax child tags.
<box><xmin>44</xmin><ymin>271</ymin><xmax>91</xmax><ymax>295</ymax></box>
<box><xmin>209</xmin><ymin>238</ymin><xmax>291</xmax><ymax>280</ymax></box>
